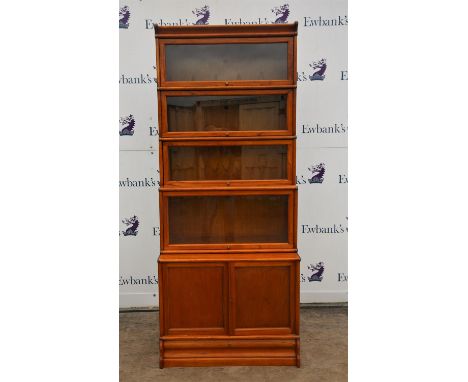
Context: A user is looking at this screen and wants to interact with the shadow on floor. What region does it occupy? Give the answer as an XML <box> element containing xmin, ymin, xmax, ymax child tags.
<box><xmin>120</xmin><ymin>306</ymin><xmax>347</xmax><ymax>382</ymax></box>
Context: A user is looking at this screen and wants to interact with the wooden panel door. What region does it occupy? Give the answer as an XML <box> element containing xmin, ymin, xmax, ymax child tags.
<box><xmin>229</xmin><ymin>261</ymin><xmax>296</xmax><ymax>336</ymax></box>
<box><xmin>161</xmin><ymin>263</ymin><xmax>228</xmax><ymax>335</ymax></box>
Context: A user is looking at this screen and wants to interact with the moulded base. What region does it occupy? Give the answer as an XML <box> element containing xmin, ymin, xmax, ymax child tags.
<box><xmin>160</xmin><ymin>337</ymin><xmax>300</xmax><ymax>368</ymax></box>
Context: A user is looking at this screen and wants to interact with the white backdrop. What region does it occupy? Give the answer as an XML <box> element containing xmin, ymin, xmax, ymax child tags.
<box><xmin>119</xmin><ymin>0</ymin><xmax>348</xmax><ymax>308</ymax></box>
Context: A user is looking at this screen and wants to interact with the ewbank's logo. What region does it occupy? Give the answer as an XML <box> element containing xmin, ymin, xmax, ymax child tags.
<box><xmin>301</xmin><ymin>216</ymin><xmax>348</xmax><ymax>235</ymax></box>
<box><xmin>297</xmin><ymin>58</ymin><xmax>328</xmax><ymax>82</ymax></box>
<box><xmin>301</xmin><ymin>123</ymin><xmax>347</xmax><ymax>135</ymax></box>
<box><xmin>119</xmin><ymin>115</ymin><xmax>135</xmax><ymax>136</ymax></box>
<box><xmin>119</xmin><ymin>6</ymin><xmax>130</xmax><ymax>29</ymax></box>
<box><xmin>310</xmin><ymin>59</ymin><xmax>327</xmax><ymax>81</ymax></box>
<box><xmin>193</xmin><ymin>5</ymin><xmax>210</xmax><ymax>25</ymax></box>
<box><xmin>307</xmin><ymin>262</ymin><xmax>325</xmax><ymax>282</ymax></box>
<box><xmin>338</xmin><ymin>272</ymin><xmax>348</xmax><ymax>282</ymax></box>
<box><xmin>121</xmin><ymin>216</ymin><xmax>139</xmax><ymax>236</ymax></box>
<box><xmin>146</xmin><ymin>5</ymin><xmax>210</xmax><ymax>28</ymax></box>
<box><xmin>119</xmin><ymin>177</ymin><xmax>159</xmax><ymax>188</ymax></box>
<box><xmin>225</xmin><ymin>4</ymin><xmax>291</xmax><ymax>25</ymax></box>
<box><xmin>271</xmin><ymin>4</ymin><xmax>289</xmax><ymax>24</ymax></box>
<box><xmin>308</xmin><ymin>163</ymin><xmax>326</xmax><ymax>183</ymax></box>
<box><xmin>304</xmin><ymin>15</ymin><xmax>348</xmax><ymax>27</ymax></box>
<box><xmin>120</xmin><ymin>275</ymin><xmax>158</xmax><ymax>286</ymax></box>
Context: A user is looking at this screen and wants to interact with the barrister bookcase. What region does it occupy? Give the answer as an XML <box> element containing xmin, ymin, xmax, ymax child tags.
<box><xmin>154</xmin><ymin>23</ymin><xmax>300</xmax><ymax>368</ymax></box>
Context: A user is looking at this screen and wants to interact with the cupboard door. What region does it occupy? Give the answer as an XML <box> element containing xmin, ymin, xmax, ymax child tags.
<box><xmin>166</xmin><ymin>194</ymin><xmax>290</xmax><ymax>247</ymax></box>
<box><xmin>167</xmin><ymin>143</ymin><xmax>289</xmax><ymax>182</ymax></box>
<box><xmin>164</xmin><ymin>43</ymin><xmax>288</xmax><ymax>82</ymax></box>
<box><xmin>230</xmin><ymin>262</ymin><xmax>296</xmax><ymax>335</ymax></box>
<box><xmin>166</xmin><ymin>94</ymin><xmax>287</xmax><ymax>133</ymax></box>
<box><xmin>162</xmin><ymin>263</ymin><xmax>228</xmax><ymax>335</ymax></box>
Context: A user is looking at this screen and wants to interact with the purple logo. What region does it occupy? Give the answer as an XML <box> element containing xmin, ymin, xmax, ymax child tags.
<box><xmin>308</xmin><ymin>262</ymin><xmax>324</xmax><ymax>282</ymax></box>
<box><xmin>119</xmin><ymin>6</ymin><xmax>130</xmax><ymax>29</ymax></box>
<box><xmin>310</xmin><ymin>59</ymin><xmax>327</xmax><ymax>81</ymax></box>
<box><xmin>193</xmin><ymin>5</ymin><xmax>210</xmax><ymax>25</ymax></box>
<box><xmin>121</xmin><ymin>215</ymin><xmax>139</xmax><ymax>236</ymax></box>
<box><xmin>271</xmin><ymin>4</ymin><xmax>290</xmax><ymax>24</ymax></box>
<box><xmin>119</xmin><ymin>114</ymin><xmax>135</xmax><ymax>136</ymax></box>
<box><xmin>308</xmin><ymin>163</ymin><xmax>325</xmax><ymax>184</ymax></box>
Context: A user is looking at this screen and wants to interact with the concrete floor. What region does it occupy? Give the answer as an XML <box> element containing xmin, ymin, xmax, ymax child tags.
<box><xmin>120</xmin><ymin>306</ymin><xmax>347</xmax><ymax>382</ymax></box>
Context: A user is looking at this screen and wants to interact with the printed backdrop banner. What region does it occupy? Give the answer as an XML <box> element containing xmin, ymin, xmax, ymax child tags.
<box><xmin>119</xmin><ymin>0</ymin><xmax>348</xmax><ymax>308</ymax></box>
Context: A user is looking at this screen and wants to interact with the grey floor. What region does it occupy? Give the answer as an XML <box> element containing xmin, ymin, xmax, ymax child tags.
<box><xmin>120</xmin><ymin>306</ymin><xmax>347</xmax><ymax>382</ymax></box>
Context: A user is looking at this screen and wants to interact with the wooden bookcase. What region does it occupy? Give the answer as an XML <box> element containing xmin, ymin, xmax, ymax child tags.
<box><xmin>154</xmin><ymin>23</ymin><xmax>300</xmax><ymax>368</ymax></box>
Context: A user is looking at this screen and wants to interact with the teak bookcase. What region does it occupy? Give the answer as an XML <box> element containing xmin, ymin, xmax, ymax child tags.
<box><xmin>154</xmin><ymin>23</ymin><xmax>300</xmax><ymax>368</ymax></box>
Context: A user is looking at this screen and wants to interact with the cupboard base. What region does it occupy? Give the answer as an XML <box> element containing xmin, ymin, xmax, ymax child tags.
<box><xmin>159</xmin><ymin>337</ymin><xmax>300</xmax><ymax>368</ymax></box>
